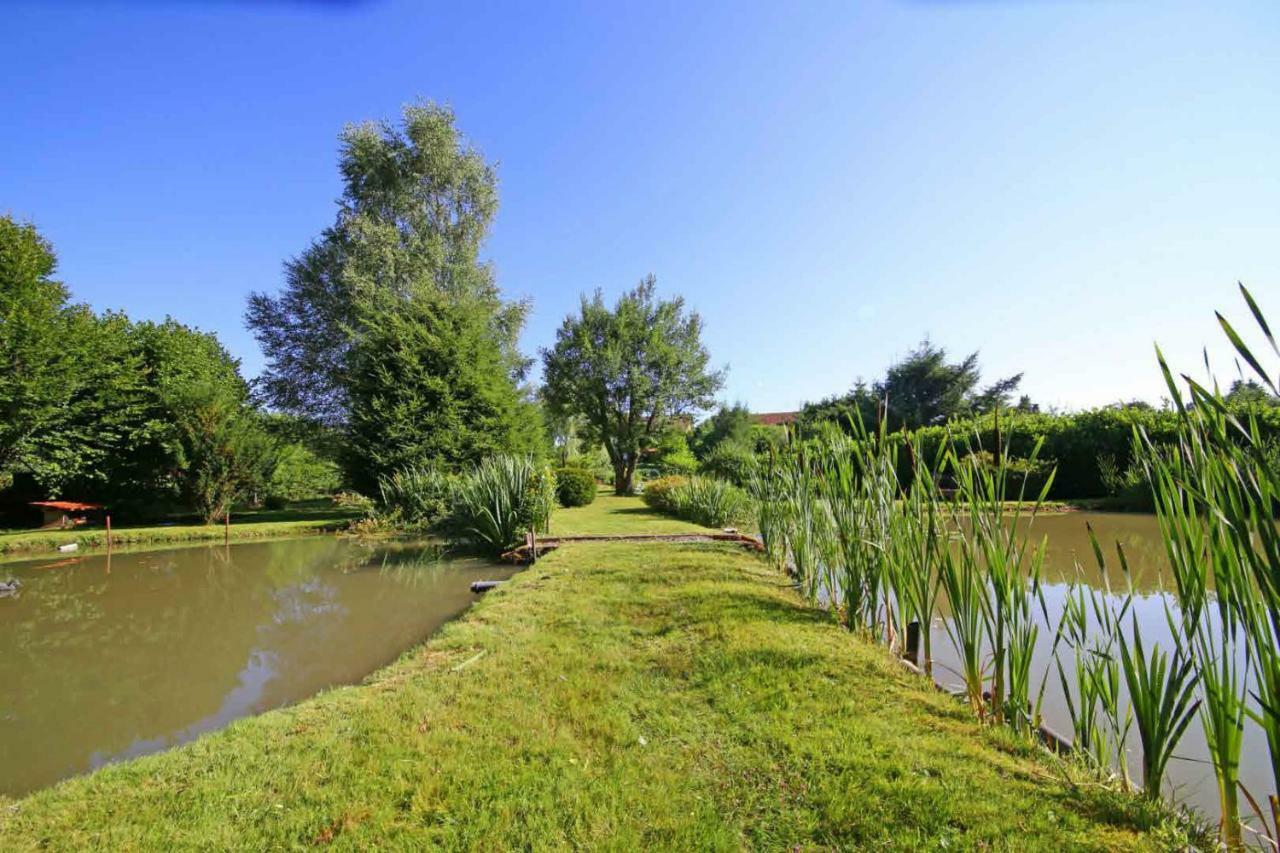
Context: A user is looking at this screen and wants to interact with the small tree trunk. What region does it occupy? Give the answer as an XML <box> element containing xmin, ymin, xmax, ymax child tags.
<box><xmin>614</xmin><ymin>461</ymin><xmax>632</xmax><ymax>495</ymax></box>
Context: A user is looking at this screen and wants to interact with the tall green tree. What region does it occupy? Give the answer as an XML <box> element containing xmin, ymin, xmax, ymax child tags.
<box><xmin>0</xmin><ymin>216</ymin><xmax>76</xmax><ymax>484</ymax></box>
<box><xmin>800</xmin><ymin>340</ymin><xmax>1024</xmax><ymax>433</ymax></box>
<box><xmin>690</xmin><ymin>402</ymin><xmax>753</xmax><ymax>459</ymax></box>
<box><xmin>171</xmin><ymin>382</ymin><xmax>277</xmax><ymax>524</ymax></box>
<box><xmin>345</xmin><ymin>293</ymin><xmax>542</xmax><ymax>494</ymax></box>
<box><xmin>246</xmin><ymin>101</ymin><xmax>535</xmax><ymax>488</ymax></box>
<box><xmin>541</xmin><ymin>277</ymin><xmax>723</xmax><ymax>494</ymax></box>
<box><xmin>246</xmin><ymin>101</ymin><xmax>528</xmax><ymax>427</ymax></box>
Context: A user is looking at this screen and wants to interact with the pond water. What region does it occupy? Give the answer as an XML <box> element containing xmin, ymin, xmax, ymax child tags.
<box><xmin>924</xmin><ymin>512</ymin><xmax>1267</xmax><ymax>824</ymax></box>
<box><xmin>0</xmin><ymin>537</ymin><xmax>513</xmax><ymax>797</ymax></box>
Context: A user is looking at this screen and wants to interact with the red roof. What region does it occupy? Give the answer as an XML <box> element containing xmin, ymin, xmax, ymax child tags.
<box><xmin>750</xmin><ymin>411</ymin><xmax>798</xmax><ymax>426</ymax></box>
<box><xmin>30</xmin><ymin>501</ymin><xmax>104</xmax><ymax>511</ymax></box>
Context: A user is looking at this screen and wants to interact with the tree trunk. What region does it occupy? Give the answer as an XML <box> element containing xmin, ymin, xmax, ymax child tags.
<box><xmin>614</xmin><ymin>461</ymin><xmax>633</xmax><ymax>495</ymax></box>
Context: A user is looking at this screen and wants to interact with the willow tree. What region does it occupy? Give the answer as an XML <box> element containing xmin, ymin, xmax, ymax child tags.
<box><xmin>541</xmin><ymin>277</ymin><xmax>722</xmax><ymax>495</ymax></box>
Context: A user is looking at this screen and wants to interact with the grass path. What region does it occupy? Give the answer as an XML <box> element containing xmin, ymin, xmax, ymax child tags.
<box><xmin>0</xmin><ymin>532</ymin><xmax>1185</xmax><ymax>848</ymax></box>
<box><xmin>549</xmin><ymin>487</ymin><xmax>720</xmax><ymax>536</ymax></box>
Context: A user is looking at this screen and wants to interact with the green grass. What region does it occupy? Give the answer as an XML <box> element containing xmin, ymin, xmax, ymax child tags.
<box><xmin>549</xmin><ymin>487</ymin><xmax>720</xmax><ymax>536</ymax></box>
<box><xmin>0</xmin><ymin>536</ymin><xmax>1188</xmax><ymax>849</ymax></box>
<box><xmin>0</xmin><ymin>503</ymin><xmax>355</xmax><ymax>556</ymax></box>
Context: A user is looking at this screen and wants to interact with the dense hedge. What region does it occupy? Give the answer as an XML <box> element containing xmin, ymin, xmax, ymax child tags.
<box><xmin>555</xmin><ymin>467</ymin><xmax>597</xmax><ymax>507</ymax></box>
<box><xmin>909</xmin><ymin>405</ymin><xmax>1280</xmax><ymax>499</ymax></box>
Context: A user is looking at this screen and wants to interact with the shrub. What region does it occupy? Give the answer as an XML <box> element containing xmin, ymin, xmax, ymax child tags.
<box><xmin>962</xmin><ymin>450</ymin><xmax>1052</xmax><ymax>500</ymax></box>
<box><xmin>646</xmin><ymin>476</ymin><xmax>750</xmax><ymax>528</ymax></box>
<box><xmin>378</xmin><ymin>464</ymin><xmax>457</xmax><ymax>527</ymax></box>
<box><xmin>448</xmin><ymin>455</ymin><xmax>555</xmax><ymax>555</ymax></box>
<box><xmin>555</xmin><ymin>467</ymin><xmax>597</xmax><ymax>507</ymax></box>
<box><xmin>269</xmin><ymin>443</ymin><xmax>342</xmax><ymax>501</ymax></box>
<box><xmin>649</xmin><ymin>431</ymin><xmax>698</xmax><ymax>475</ymax></box>
<box><xmin>332</xmin><ymin>490</ymin><xmax>376</xmax><ymax>515</ymax></box>
<box><xmin>263</xmin><ymin>494</ymin><xmax>289</xmax><ymax>511</ymax></box>
<box><xmin>642</xmin><ymin>475</ymin><xmax>688</xmax><ymax>513</ymax></box>
<box><xmin>699</xmin><ymin>442</ymin><xmax>757</xmax><ymax>486</ymax></box>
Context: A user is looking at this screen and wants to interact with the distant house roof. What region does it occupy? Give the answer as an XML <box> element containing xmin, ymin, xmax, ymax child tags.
<box><xmin>750</xmin><ymin>411</ymin><xmax>798</xmax><ymax>426</ymax></box>
<box><xmin>30</xmin><ymin>501</ymin><xmax>104</xmax><ymax>512</ymax></box>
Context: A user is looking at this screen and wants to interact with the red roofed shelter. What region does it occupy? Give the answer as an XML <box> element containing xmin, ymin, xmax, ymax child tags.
<box><xmin>29</xmin><ymin>501</ymin><xmax>104</xmax><ymax>530</ymax></box>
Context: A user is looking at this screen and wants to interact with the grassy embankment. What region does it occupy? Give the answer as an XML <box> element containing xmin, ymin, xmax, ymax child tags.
<box><xmin>0</xmin><ymin>501</ymin><xmax>356</xmax><ymax>556</ymax></box>
<box><xmin>0</xmin><ymin>493</ymin><xmax>1187</xmax><ymax>849</ymax></box>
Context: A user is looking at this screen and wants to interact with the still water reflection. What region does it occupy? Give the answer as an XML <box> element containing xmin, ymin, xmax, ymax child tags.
<box><xmin>926</xmin><ymin>512</ymin><xmax>1262</xmax><ymax>823</ymax></box>
<box><xmin>0</xmin><ymin>537</ymin><xmax>512</xmax><ymax>796</ymax></box>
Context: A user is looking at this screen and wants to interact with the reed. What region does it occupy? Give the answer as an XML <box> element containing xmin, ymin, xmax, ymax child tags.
<box><xmin>448</xmin><ymin>455</ymin><xmax>555</xmax><ymax>555</ymax></box>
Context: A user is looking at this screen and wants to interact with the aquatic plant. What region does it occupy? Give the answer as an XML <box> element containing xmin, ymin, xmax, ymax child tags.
<box><xmin>448</xmin><ymin>455</ymin><xmax>555</xmax><ymax>555</ymax></box>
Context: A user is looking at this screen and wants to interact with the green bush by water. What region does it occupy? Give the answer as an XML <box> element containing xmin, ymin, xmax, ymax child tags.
<box><xmin>447</xmin><ymin>455</ymin><xmax>555</xmax><ymax>555</ymax></box>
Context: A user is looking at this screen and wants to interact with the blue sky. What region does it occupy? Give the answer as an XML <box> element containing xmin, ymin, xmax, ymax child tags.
<box><xmin>3</xmin><ymin>0</ymin><xmax>1277</xmax><ymax>413</ymax></box>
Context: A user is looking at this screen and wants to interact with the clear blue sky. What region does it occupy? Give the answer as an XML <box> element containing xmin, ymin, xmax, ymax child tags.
<box><xmin>3</xmin><ymin>1</ymin><xmax>1277</xmax><ymax>413</ymax></box>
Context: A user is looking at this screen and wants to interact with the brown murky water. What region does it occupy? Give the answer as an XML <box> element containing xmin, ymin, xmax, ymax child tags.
<box><xmin>0</xmin><ymin>537</ymin><xmax>513</xmax><ymax>797</ymax></box>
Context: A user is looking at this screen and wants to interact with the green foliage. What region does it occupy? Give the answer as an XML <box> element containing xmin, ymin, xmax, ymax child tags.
<box><xmin>800</xmin><ymin>340</ymin><xmax>1024</xmax><ymax>433</ymax></box>
<box><xmin>267</xmin><ymin>442</ymin><xmax>342</xmax><ymax>502</ymax></box>
<box><xmin>540</xmin><ymin>276</ymin><xmax>723</xmax><ymax>495</ymax></box>
<box><xmin>377</xmin><ymin>464</ymin><xmax>457</xmax><ymax>527</ymax></box>
<box><xmin>0</xmin><ymin>220</ymin><xmax>272</xmax><ymax>520</ymax></box>
<box><xmin>246</xmin><ymin>102</ymin><xmax>537</xmax><ymax>490</ymax></box>
<box><xmin>553</xmin><ymin>467</ymin><xmax>596</xmax><ymax>507</ymax></box>
<box><xmin>647</xmin><ymin>429</ymin><xmax>698</xmax><ymax>475</ymax></box>
<box><xmin>663</xmin><ymin>476</ymin><xmax>750</xmax><ymax>528</ymax></box>
<box><xmin>0</xmin><ymin>216</ymin><xmax>74</xmax><ymax>480</ymax></box>
<box><xmin>640</xmin><ymin>475</ymin><xmax>688</xmax><ymax>514</ymax></box>
<box><xmin>690</xmin><ymin>403</ymin><xmax>752</xmax><ymax>458</ymax></box>
<box><xmin>345</xmin><ymin>291</ymin><xmax>543</xmax><ymax>494</ymax></box>
<box><xmin>247</xmin><ymin>101</ymin><xmax>524</xmax><ymax>426</ymax></box>
<box><xmin>888</xmin><ymin>404</ymin><xmax>1280</xmax><ymax>499</ymax></box>
<box><xmin>170</xmin><ymin>383</ymin><xmax>276</xmax><ymax>524</ymax></box>
<box><xmin>447</xmin><ymin>455</ymin><xmax>555</xmax><ymax>555</ymax></box>
<box><xmin>698</xmin><ymin>441</ymin><xmax>756</xmax><ymax>486</ymax></box>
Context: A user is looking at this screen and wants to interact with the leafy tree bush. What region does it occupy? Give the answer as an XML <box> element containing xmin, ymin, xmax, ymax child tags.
<box><xmin>247</xmin><ymin>102</ymin><xmax>538</xmax><ymax>489</ymax></box>
<box><xmin>648</xmin><ymin>430</ymin><xmax>698</xmax><ymax>475</ymax></box>
<box><xmin>800</xmin><ymin>340</ymin><xmax>1025</xmax><ymax>433</ymax></box>
<box><xmin>699</xmin><ymin>441</ymin><xmax>757</xmax><ymax>486</ymax></box>
<box><xmin>541</xmin><ymin>277</ymin><xmax>723</xmax><ymax>495</ymax></box>
<box><xmin>170</xmin><ymin>383</ymin><xmax>276</xmax><ymax>524</ymax></box>
<box><xmin>345</xmin><ymin>291</ymin><xmax>542</xmax><ymax>494</ymax></box>
<box><xmin>554</xmin><ymin>467</ymin><xmax>596</xmax><ymax>507</ymax></box>
<box><xmin>268</xmin><ymin>443</ymin><xmax>342</xmax><ymax>502</ymax></box>
<box><xmin>640</xmin><ymin>475</ymin><xmax>688</xmax><ymax>513</ymax></box>
<box><xmin>908</xmin><ymin>405</ymin><xmax>1280</xmax><ymax>499</ymax></box>
<box><xmin>691</xmin><ymin>403</ymin><xmax>752</xmax><ymax>459</ymax></box>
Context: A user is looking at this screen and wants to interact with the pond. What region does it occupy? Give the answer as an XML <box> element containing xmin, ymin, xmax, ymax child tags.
<box><xmin>925</xmin><ymin>512</ymin><xmax>1267</xmax><ymax>824</ymax></box>
<box><xmin>0</xmin><ymin>537</ymin><xmax>513</xmax><ymax>797</ymax></box>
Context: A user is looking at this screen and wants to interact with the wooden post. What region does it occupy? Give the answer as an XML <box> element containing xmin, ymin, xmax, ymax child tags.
<box><xmin>904</xmin><ymin>620</ymin><xmax>921</xmax><ymax>666</ymax></box>
<box><xmin>224</xmin><ymin>511</ymin><xmax>230</xmax><ymax>544</ymax></box>
<box><xmin>105</xmin><ymin>514</ymin><xmax>112</xmax><ymax>549</ymax></box>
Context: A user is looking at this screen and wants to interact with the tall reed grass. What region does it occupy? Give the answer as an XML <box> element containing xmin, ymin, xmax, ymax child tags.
<box><xmin>752</xmin><ymin>284</ymin><xmax>1277</xmax><ymax>848</ymax></box>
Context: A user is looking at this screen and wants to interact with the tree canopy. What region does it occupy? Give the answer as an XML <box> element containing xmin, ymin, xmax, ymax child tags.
<box><xmin>541</xmin><ymin>276</ymin><xmax>723</xmax><ymax>494</ymax></box>
<box><xmin>247</xmin><ymin>101</ymin><xmax>527</xmax><ymax>428</ymax></box>
<box><xmin>799</xmin><ymin>340</ymin><xmax>1025</xmax><ymax>433</ymax></box>
<box><xmin>246</xmin><ymin>102</ymin><xmax>538</xmax><ymax>488</ymax></box>
<box><xmin>1</xmin><ymin>216</ymin><xmax>288</xmax><ymax>522</ymax></box>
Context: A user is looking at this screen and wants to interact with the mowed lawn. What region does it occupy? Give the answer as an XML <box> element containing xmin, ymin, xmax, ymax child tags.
<box><xmin>549</xmin><ymin>486</ymin><xmax>719</xmax><ymax>536</ymax></box>
<box><xmin>0</xmin><ymin>498</ymin><xmax>1190</xmax><ymax>849</ymax></box>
